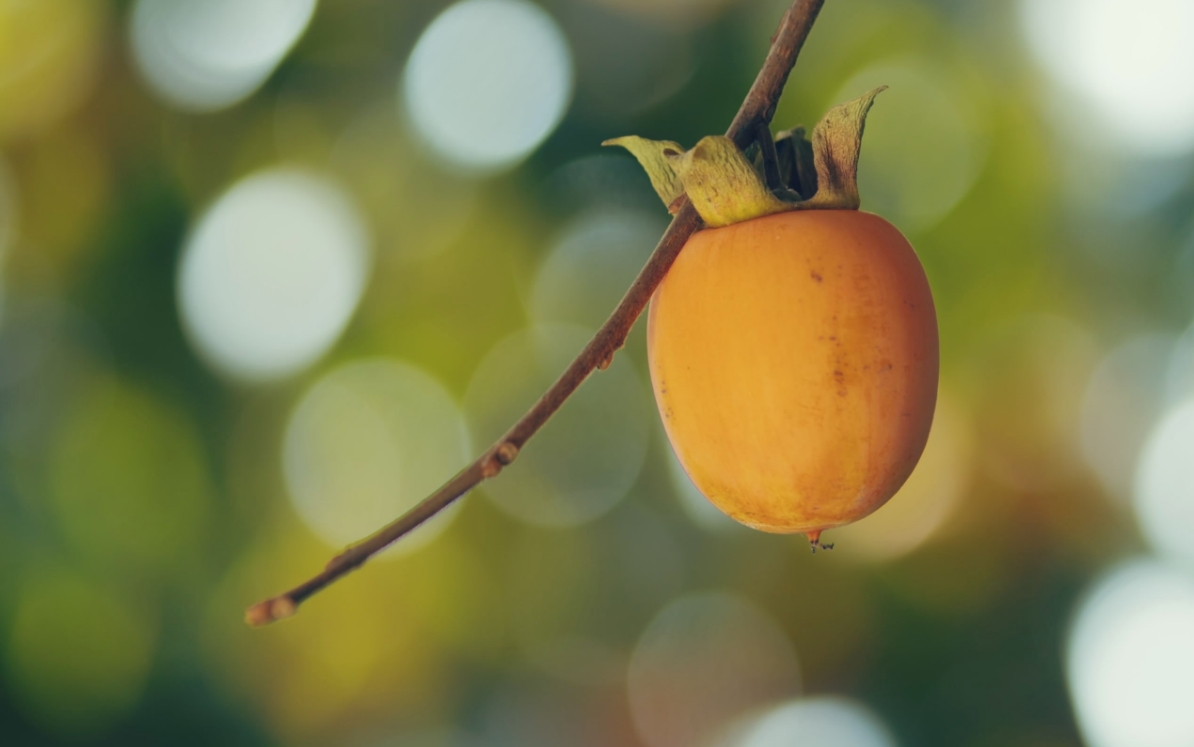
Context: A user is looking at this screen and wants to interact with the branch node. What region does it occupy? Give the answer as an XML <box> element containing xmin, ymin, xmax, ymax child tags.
<box><xmin>325</xmin><ymin>548</ymin><xmax>354</xmax><ymax>572</ymax></box>
<box><xmin>495</xmin><ymin>442</ymin><xmax>519</xmax><ymax>465</ymax></box>
<box><xmin>481</xmin><ymin>459</ymin><xmax>502</xmax><ymax>479</ymax></box>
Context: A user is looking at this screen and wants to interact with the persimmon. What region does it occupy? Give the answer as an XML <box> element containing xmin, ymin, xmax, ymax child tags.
<box><xmin>610</xmin><ymin>87</ymin><xmax>939</xmax><ymax>545</ymax></box>
<box><xmin>648</xmin><ymin>209</ymin><xmax>937</xmax><ymax>538</ymax></box>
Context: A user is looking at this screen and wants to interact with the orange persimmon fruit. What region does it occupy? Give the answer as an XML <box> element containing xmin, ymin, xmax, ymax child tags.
<box><xmin>608</xmin><ymin>86</ymin><xmax>937</xmax><ymax>544</ymax></box>
<box><xmin>648</xmin><ymin>209</ymin><xmax>938</xmax><ymax>540</ymax></box>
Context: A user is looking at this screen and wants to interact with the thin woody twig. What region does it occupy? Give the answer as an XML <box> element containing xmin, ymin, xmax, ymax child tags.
<box><xmin>246</xmin><ymin>0</ymin><xmax>827</xmax><ymax>627</ymax></box>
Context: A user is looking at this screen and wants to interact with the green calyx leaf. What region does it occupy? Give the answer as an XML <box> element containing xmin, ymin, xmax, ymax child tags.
<box><xmin>666</xmin><ymin>136</ymin><xmax>790</xmax><ymax>228</ymax></box>
<box><xmin>801</xmin><ymin>85</ymin><xmax>886</xmax><ymax>210</ymax></box>
<box><xmin>600</xmin><ymin>136</ymin><xmax>687</xmax><ymax>213</ymax></box>
<box><xmin>605</xmin><ymin>86</ymin><xmax>887</xmax><ymax>227</ymax></box>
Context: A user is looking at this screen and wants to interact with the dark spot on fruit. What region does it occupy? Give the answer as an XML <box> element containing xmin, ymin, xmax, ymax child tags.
<box><xmin>810</xmin><ymin>271</ymin><xmax>823</xmax><ymax>283</ymax></box>
<box><xmin>834</xmin><ymin>369</ymin><xmax>847</xmax><ymax>397</ymax></box>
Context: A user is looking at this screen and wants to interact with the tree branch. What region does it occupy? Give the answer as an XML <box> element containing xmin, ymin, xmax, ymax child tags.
<box><xmin>246</xmin><ymin>0</ymin><xmax>827</xmax><ymax>627</ymax></box>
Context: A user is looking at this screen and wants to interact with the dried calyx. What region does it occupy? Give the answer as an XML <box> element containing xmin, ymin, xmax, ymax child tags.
<box><xmin>604</xmin><ymin>86</ymin><xmax>886</xmax><ymax>228</ymax></box>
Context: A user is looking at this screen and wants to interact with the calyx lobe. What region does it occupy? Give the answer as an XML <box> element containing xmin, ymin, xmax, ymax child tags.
<box><xmin>605</xmin><ymin>86</ymin><xmax>886</xmax><ymax>228</ymax></box>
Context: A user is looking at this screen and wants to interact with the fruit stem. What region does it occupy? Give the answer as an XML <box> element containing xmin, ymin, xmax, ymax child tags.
<box><xmin>245</xmin><ymin>0</ymin><xmax>828</xmax><ymax>627</ymax></box>
<box><xmin>756</xmin><ymin>122</ymin><xmax>783</xmax><ymax>191</ymax></box>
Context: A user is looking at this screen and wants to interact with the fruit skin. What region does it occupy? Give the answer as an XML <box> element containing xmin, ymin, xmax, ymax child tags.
<box><xmin>648</xmin><ymin>209</ymin><xmax>938</xmax><ymax>535</ymax></box>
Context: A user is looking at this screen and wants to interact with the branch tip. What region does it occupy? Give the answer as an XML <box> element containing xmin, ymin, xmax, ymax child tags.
<box><xmin>246</xmin><ymin>597</ymin><xmax>296</xmax><ymax>627</ymax></box>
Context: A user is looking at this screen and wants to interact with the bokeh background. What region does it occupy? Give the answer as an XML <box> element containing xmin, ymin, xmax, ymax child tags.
<box><xmin>2</xmin><ymin>0</ymin><xmax>1193</xmax><ymax>745</ymax></box>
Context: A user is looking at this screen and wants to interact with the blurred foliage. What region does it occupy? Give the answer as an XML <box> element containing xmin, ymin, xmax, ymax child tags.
<box><xmin>0</xmin><ymin>0</ymin><xmax>1187</xmax><ymax>745</ymax></box>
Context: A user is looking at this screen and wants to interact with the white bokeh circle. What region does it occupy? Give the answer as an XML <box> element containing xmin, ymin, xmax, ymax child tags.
<box><xmin>1067</xmin><ymin>559</ymin><xmax>1194</xmax><ymax>747</ymax></box>
<box><xmin>464</xmin><ymin>324</ymin><xmax>650</xmax><ymax>527</ymax></box>
<box><xmin>833</xmin><ymin>59</ymin><xmax>987</xmax><ymax>231</ymax></box>
<box><xmin>628</xmin><ymin>591</ymin><xmax>800</xmax><ymax>747</ymax></box>
<box><xmin>730</xmin><ymin>696</ymin><xmax>897</xmax><ymax>747</ymax></box>
<box><xmin>1081</xmin><ymin>335</ymin><xmax>1174</xmax><ymax>501</ymax></box>
<box><xmin>282</xmin><ymin>358</ymin><xmax>471</xmax><ymax>555</ymax></box>
<box><xmin>178</xmin><ymin>167</ymin><xmax>371</xmax><ymax>382</ymax></box>
<box><xmin>402</xmin><ymin>0</ymin><xmax>573</xmax><ymax>172</ymax></box>
<box><xmin>1134</xmin><ymin>398</ymin><xmax>1194</xmax><ymax>568</ymax></box>
<box><xmin>1020</xmin><ymin>0</ymin><xmax>1194</xmax><ymax>156</ymax></box>
<box><xmin>130</xmin><ymin>0</ymin><xmax>316</xmax><ymax>112</ymax></box>
<box><xmin>531</xmin><ymin>210</ymin><xmax>667</xmax><ymax>329</ymax></box>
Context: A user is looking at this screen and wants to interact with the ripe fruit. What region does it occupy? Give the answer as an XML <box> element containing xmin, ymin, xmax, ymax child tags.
<box><xmin>648</xmin><ymin>209</ymin><xmax>937</xmax><ymax>537</ymax></box>
<box><xmin>610</xmin><ymin>87</ymin><xmax>940</xmax><ymax>544</ymax></box>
